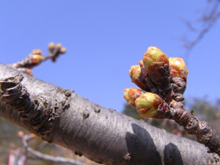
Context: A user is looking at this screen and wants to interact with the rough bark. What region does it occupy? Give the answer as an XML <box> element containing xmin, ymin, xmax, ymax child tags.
<box><xmin>0</xmin><ymin>63</ymin><xmax>219</xmax><ymax>165</ymax></box>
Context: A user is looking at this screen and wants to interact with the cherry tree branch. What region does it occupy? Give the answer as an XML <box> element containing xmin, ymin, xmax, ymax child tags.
<box><xmin>0</xmin><ymin>63</ymin><xmax>219</xmax><ymax>165</ymax></box>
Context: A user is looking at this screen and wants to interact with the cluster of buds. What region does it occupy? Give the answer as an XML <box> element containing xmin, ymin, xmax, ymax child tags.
<box><xmin>124</xmin><ymin>46</ymin><xmax>188</xmax><ymax>119</ymax></box>
<box><xmin>23</xmin><ymin>49</ymin><xmax>43</xmax><ymax>69</ymax></box>
<box><xmin>8</xmin><ymin>42</ymin><xmax>67</xmax><ymax>76</ymax></box>
<box><xmin>48</xmin><ymin>42</ymin><xmax>66</xmax><ymax>62</ymax></box>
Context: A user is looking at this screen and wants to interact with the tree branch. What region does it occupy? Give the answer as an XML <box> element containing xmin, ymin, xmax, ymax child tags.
<box><xmin>0</xmin><ymin>63</ymin><xmax>219</xmax><ymax>165</ymax></box>
<box><xmin>181</xmin><ymin>0</ymin><xmax>220</xmax><ymax>55</ymax></box>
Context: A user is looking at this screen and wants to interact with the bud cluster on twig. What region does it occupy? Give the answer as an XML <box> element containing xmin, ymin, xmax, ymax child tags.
<box><xmin>8</xmin><ymin>42</ymin><xmax>66</xmax><ymax>76</ymax></box>
<box><xmin>123</xmin><ymin>46</ymin><xmax>220</xmax><ymax>156</ymax></box>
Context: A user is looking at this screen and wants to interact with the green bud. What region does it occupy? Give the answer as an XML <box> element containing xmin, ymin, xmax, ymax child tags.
<box><xmin>135</xmin><ymin>92</ymin><xmax>164</xmax><ymax>118</ymax></box>
<box><xmin>143</xmin><ymin>46</ymin><xmax>169</xmax><ymax>81</ymax></box>
<box><xmin>143</xmin><ymin>47</ymin><xmax>164</xmax><ymax>69</ymax></box>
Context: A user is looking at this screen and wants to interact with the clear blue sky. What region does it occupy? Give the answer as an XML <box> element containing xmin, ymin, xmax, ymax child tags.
<box><xmin>0</xmin><ymin>1</ymin><xmax>219</xmax><ymax>112</ymax></box>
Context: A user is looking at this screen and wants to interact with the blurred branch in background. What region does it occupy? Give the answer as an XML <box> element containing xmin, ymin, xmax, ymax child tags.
<box><xmin>181</xmin><ymin>0</ymin><xmax>220</xmax><ymax>55</ymax></box>
<box><xmin>4</xmin><ymin>130</ymin><xmax>98</xmax><ymax>165</ymax></box>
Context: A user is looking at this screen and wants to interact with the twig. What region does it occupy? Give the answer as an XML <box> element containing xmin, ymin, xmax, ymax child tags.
<box><xmin>181</xmin><ymin>0</ymin><xmax>220</xmax><ymax>56</ymax></box>
<box><xmin>7</xmin><ymin>42</ymin><xmax>66</xmax><ymax>76</ymax></box>
<box><xmin>19</xmin><ymin>132</ymin><xmax>86</xmax><ymax>165</ymax></box>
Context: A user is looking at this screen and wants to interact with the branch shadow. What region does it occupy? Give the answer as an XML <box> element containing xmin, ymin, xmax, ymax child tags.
<box><xmin>126</xmin><ymin>123</ymin><xmax>162</xmax><ymax>165</ymax></box>
<box><xmin>164</xmin><ymin>143</ymin><xmax>183</xmax><ymax>165</ymax></box>
<box><xmin>126</xmin><ymin>123</ymin><xmax>184</xmax><ymax>165</ymax></box>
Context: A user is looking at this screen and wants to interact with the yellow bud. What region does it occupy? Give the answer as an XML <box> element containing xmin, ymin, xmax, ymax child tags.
<box><xmin>60</xmin><ymin>47</ymin><xmax>67</xmax><ymax>54</ymax></box>
<box><xmin>169</xmin><ymin>57</ymin><xmax>188</xmax><ymax>78</ymax></box>
<box><xmin>56</xmin><ymin>43</ymin><xmax>62</xmax><ymax>49</ymax></box>
<box><xmin>143</xmin><ymin>46</ymin><xmax>167</xmax><ymax>70</ymax></box>
<box><xmin>48</xmin><ymin>42</ymin><xmax>55</xmax><ymax>50</ymax></box>
<box><xmin>129</xmin><ymin>65</ymin><xmax>141</xmax><ymax>81</ymax></box>
<box><xmin>142</xmin><ymin>46</ymin><xmax>169</xmax><ymax>88</ymax></box>
<box><xmin>31</xmin><ymin>54</ymin><xmax>42</xmax><ymax>65</ymax></box>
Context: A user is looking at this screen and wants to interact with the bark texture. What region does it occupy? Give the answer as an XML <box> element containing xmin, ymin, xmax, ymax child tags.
<box><xmin>0</xmin><ymin>63</ymin><xmax>219</xmax><ymax>165</ymax></box>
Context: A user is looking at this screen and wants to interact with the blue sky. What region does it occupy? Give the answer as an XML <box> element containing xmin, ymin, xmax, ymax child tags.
<box><xmin>0</xmin><ymin>1</ymin><xmax>219</xmax><ymax>112</ymax></box>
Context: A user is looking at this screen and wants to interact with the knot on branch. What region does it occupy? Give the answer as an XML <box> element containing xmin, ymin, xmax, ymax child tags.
<box><xmin>0</xmin><ymin>75</ymin><xmax>57</xmax><ymax>143</ymax></box>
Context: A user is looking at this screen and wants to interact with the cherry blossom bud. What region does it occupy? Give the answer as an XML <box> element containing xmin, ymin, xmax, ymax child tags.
<box><xmin>48</xmin><ymin>42</ymin><xmax>55</xmax><ymax>51</ymax></box>
<box><xmin>135</xmin><ymin>92</ymin><xmax>164</xmax><ymax>118</ymax></box>
<box><xmin>123</xmin><ymin>87</ymin><xmax>142</xmax><ymax>107</ymax></box>
<box><xmin>143</xmin><ymin>47</ymin><xmax>169</xmax><ymax>79</ymax></box>
<box><xmin>169</xmin><ymin>57</ymin><xmax>188</xmax><ymax>78</ymax></box>
<box><xmin>56</xmin><ymin>43</ymin><xmax>62</xmax><ymax>50</ymax></box>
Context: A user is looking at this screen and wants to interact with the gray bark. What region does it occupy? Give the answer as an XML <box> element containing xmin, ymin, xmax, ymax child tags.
<box><xmin>0</xmin><ymin>63</ymin><xmax>219</xmax><ymax>165</ymax></box>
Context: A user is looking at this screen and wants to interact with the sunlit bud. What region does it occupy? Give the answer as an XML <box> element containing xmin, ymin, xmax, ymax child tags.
<box><xmin>169</xmin><ymin>57</ymin><xmax>188</xmax><ymax>78</ymax></box>
<box><xmin>48</xmin><ymin>42</ymin><xmax>55</xmax><ymax>50</ymax></box>
<box><xmin>143</xmin><ymin>46</ymin><xmax>168</xmax><ymax>69</ymax></box>
<box><xmin>56</xmin><ymin>43</ymin><xmax>62</xmax><ymax>50</ymax></box>
<box><xmin>143</xmin><ymin>46</ymin><xmax>169</xmax><ymax>81</ymax></box>
<box><xmin>129</xmin><ymin>65</ymin><xmax>147</xmax><ymax>90</ymax></box>
<box><xmin>31</xmin><ymin>54</ymin><xmax>43</xmax><ymax>65</ymax></box>
<box><xmin>60</xmin><ymin>47</ymin><xmax>67</xmax><ymax>54</ymax></box>
<box><xmin>135</xmin><ymin>92</ymin><xmax>164</xmax><ymax>118</ymax></box>
<box><xmin>32</xmin><ymin>49</ymin><xmax>42</xmax><ymax>55</ymax></box>
<box><xmin>123</xmin><ymin>87</ymin><xmax>142</xmax><ymax>107</ymax></box>
<box><xmin>129</xmin><ymin>65</ymin><xmax>141</xmax><ymax>81</ymax></box>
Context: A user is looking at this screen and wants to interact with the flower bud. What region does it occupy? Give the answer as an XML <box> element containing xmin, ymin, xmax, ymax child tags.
<box><xmin>143</xmin><ymin>47</ymin><xmax>164</xmax><ymax>68</ymax></box>
<box><xmin>135</xmin><ymin>92</ymin><xmax>164</xmax><ymax>118</ymax></box>
<box><xmin>143</xmin><ymin>46</ymin><xmax>169</xmax><ymax>81</ymax></box>
<box><xmin>32</xmin><ymin>49</ymin><xmax>42</xmax><ymax>55</ymax></box>
<box><xmin>60</xmin><ymin>47</ymin><xmax>67</xmax><ymax>54</ymax></box>
<box><xmin>56</xmin><ymin>43</ymin><xmax>62</xmax><ymax>50</ymax></box>
<box><xmin>169</xmin><ymin>57</ymin><xmax>188</xmax><ymax>78</ymax></box>
<box><xmin>143</xmin><ymin>47</ymin><xmax>172</xmax><ymax>101</ymax></box>
<box><xmin>129</xmin><ymin>65</ymin><xmax>149</xmax><ymax>91</ymax></box>
<box><xmin>48</xmin><ymin>42</ymin><xmax>55</xmax><ymax>50</ymax></box>
<box><xmin>31</xmin><ymin>54</ymin><xmax>43</xmax><ymax>65</ymax></box>
<box><xmin>129</xmin><ymin>65</ymin><xmax>140</xmax><ymax>80</ymax></box>
<box><xmin>123</xmin><ymin>87</ymin><xmax>142</xmax><ymax>107</ymax></box>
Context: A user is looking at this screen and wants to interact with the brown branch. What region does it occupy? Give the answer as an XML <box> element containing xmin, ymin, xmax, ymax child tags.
<box><xmin>157</xmin><ymin>100</ymin><xmax>220</xmax><ymax>155</ymax></box>
<box><xmin>7</xmin><ymin>42</ymin><xmax>66</xmax><ymax>76</ymax></box>
<box><xmin>0</xmin><ymin>63</ymin><xmax>219</xmax><ymax>164</ymax></box>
